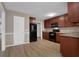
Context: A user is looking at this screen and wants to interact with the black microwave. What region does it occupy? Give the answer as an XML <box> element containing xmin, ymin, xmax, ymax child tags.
<box><xmin>51</xmin><ymin>23</ymin><xmax>58</xmax><ymax>28</ymax></box>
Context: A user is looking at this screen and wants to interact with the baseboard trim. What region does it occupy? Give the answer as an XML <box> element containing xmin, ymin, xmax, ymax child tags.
<box><xmin>6</xmin><ymin>42</ymin><xmax>30</xmax><ymax>48</ymax></box>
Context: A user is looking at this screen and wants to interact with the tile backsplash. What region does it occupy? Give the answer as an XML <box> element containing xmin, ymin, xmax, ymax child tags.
<box><xmin>43</xmin><ymin>28</ymin><xmax>53</xmax><ymax>32</ymax></box>
<box><xmin>60</xmin><ymin>26</ymin><xmax>79</xmax><ymax>33</ymax></box>
<box><xmin>44</xmin><ymin>26</ymin><xmax>79</xmax><ymax>33</ymax></box>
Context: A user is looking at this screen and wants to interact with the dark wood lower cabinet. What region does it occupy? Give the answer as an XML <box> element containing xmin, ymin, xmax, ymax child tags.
<box><xmin>60</xmin><ymin>36</ymin><xmax>79</xmax><ymax>57</ymax></box>
<box><xmin>42</xmin><ymin>32</ymin><xmax>49</xmax><ymax>40</ymax></box>
<box><xmin>56</xmin><ymin>32</ymin><xmax>60</xmax><ymax>43</ymax></box>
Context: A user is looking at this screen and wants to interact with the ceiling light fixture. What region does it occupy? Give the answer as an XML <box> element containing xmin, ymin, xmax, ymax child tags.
<box><xmin>46</xmin><ymin>13</ymin><xmax>56</xmax><ymax>17</ymax></box>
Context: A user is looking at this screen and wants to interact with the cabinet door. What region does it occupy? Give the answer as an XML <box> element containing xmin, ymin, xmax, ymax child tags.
<box><xmin>44</xmin><ymin>20</ymin><xmax>51</xmax><ymax>28</ymax></box>
<box><xmin>56</xmin><ymin>32</ymin><xmax>60</xmax><ymax>43</ymax></box>
<box><xmin>58</xmin><ymin>16</ymin><xmax>66</xmax><ymax>27</ymax></box>
<box><xmin>68</xmin><ymin>2</ymin><xmax>75</xmax><ymax>20</ymax></box>
<box><xmin>44</xmin><ymin>20</ymin><xmax>48</xmax><ymax>28</ymax></box>
<box><xmin>43</xmin><ymin>32</ymin><xmax>49</xmax><ymax>40</ymax></box>
<box><xmin>53</xmin><ymin>18</ymin><xmax>58</xmax><ymax>23</ymax></box>
<box><xmin>64</xmin><ymin>14</ymin><xmax>73</xmax><ymax>27</ymax></box>
<box><xmin>68</xmin><ymin>2</ymin><xmax>79</xmax><ymax>22</ymax></box>
<box><xmin>58</xmin><ymin>14</ymin><xmax>73</xmax><ymax>27</ymax></box>
<box><xmin>60</xmin><ymin>36</ymin><xmax>78</xmax><ymax>56</ymax></box>
<box><xmin>50</xmin><ymin>18</ymin><xmax>54</xmax><ymax>25</ymax></box>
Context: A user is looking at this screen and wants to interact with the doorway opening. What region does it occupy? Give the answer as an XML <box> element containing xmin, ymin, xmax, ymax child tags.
<box><xmin>37</xmin><ymin>23</ymin><xmax>41</xmax><ymax>40</ymax></box>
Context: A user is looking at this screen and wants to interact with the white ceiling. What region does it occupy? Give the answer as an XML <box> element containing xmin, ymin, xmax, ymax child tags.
<box><xmin>4</xmin><ymin>2</ymin><xmax>68</xmax><ymax>20</ymax></box>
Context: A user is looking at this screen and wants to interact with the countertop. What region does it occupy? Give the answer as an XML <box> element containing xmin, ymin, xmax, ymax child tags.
<box><xmin>43</xmin><ymin>31</ymin><xmax>52</xmax><ymax>32</ymax></box>
<box><xmin>43</xmin><ymin>30</ymin><xmax>79</xmax><ymax>38</ymax></box>
<box><xmin>60</xmin><ymin>32</ymin><xmax>79</xmax><ymax>39</ymax></box>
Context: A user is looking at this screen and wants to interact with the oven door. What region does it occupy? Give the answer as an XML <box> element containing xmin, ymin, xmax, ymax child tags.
<box><xmin>49</xmin><ymin>32</ymin><xmax>56</xmax><ymax>42</ymax></box>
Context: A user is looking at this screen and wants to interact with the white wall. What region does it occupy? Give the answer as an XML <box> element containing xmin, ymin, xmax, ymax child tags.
<box><xmin>42</xmin><ymin>20</ymin><xmax>44</xmax><ymax>31</ymax></box>
<box><xmin>0</xmin><ymin>2</ymin><xmax>5</xmax><ymax>51</ymax></box>
<box><xmin>5</xmin><ymin>10</ymin><xmax>30</xmax><ymax>47</ymax></box>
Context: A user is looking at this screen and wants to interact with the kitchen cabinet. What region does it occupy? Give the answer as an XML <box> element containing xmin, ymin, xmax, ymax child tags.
<box><xmin>44</xmin><ymin>17</ymin><xmax>59</xmax><ymax>28</ymax></box>
<box><xmin>60</xmin><ymin>36</ymin><xmax>79</xmax><ymax>57</ymax></box>
<box><xmin>42</xmin><ymin>32</ymin><xmax>49</xmax><ymax>40</ymax></box>
<box><xmin>56</xmin><ymin>32</ymin><xmax>60</xmax><ymax>43</ymax></box>
<box><xmin>44</xmin><ymin>14</ymin><xmax>72</xmax><ymax>28</ymax></box>
<box><xmin>51</xmin><ymin>18</ymin><xmax>58</xmax><ymax>23</ymax></box>
<box><xmin>58</xmin><ymin>16</ymin><xmax>66</xmax><ymax>27</ymax></box>
<box><xmin>64</xmin><ymin>14</ymin><xmax>73</xmax><ymax>27</ymax></box>
<box><xmin>49</xmin><ymin>15</ymin><xmax>66</xmax><ymax>27</ymax></box>
<box><xmin>58</xmin><ymin>14</ymin><xmax>73</xmax><ymax>27</ymax></box>
<box><xmin>44</xmin><ymin>19</ymin><xmax>51</xmax><ymax>28</ymax></box>
<box><xmin>68</xmin><ymin>2</ymin><xmax>79</xmax><ymax>26</ymax></box>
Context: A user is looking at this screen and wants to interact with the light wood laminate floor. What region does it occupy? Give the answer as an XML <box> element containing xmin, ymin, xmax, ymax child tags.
<box><xmin>0</xmin><ymin>39</ymin><xmax>61</xmax><ymax>57</ymax></box>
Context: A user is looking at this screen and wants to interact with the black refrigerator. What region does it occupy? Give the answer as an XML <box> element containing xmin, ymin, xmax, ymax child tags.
<box><xmin>30</xmin><ymin>23</ymin><xmax>37</xmax><ymax>42</ymax></box>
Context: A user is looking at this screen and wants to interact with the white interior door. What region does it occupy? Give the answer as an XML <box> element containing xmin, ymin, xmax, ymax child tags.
<box><xmin>14</xmin><ymin>16</ymin><xmax>25</xmax><ymax>45</ymax></box>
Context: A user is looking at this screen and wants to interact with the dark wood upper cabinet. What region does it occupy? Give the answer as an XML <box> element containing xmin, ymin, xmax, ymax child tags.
<box><xmin>51</xmin><ymin>16</ymin><xmax>66</xmax><ymax>27</ymax></box>
<box><xmin>44</xmin><ymin>14</ymin><xmax>71</xmax><ymax>28</ymax></box>
<box><xmin>68</xmin><ymin>2</ymin><xmax>79</xmax><ymax>23</ymax></box>
<box><xmin>44</xmin><ymin>19</ymin><xmax>51</xmax><ymax>28</ymax></box>
<box><xmin>58</xmin><ymin>16</ymin><xmax>66</xmax><ymax>27</ymax></box>
<box><xmin>64</xmin><ymin>14</ymin><xmax>72</xmax><ymax>27</ymax></box>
